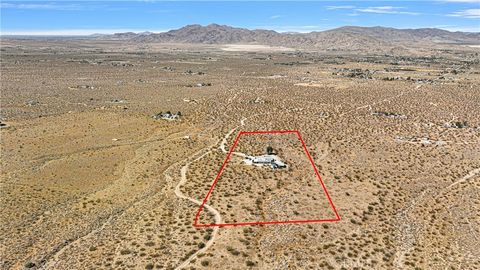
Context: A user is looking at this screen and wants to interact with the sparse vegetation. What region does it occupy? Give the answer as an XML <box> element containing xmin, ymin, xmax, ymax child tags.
<box><xmin>1</xmin><ymin>33</ymin><xmax>478</xmax><ymax>270</ymax></box>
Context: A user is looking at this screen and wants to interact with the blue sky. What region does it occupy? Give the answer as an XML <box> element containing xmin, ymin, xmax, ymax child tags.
<box><xmin>1</xmin><ymin>1</ymin><xmax>479</xmax><ymax>35</ymax></box>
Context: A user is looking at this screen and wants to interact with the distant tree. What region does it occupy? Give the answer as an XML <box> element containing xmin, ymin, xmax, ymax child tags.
<box><xmin>454</xmin><ymin>121</ymin><xmax>468</xmax><ymax>128</ymax></box>
<box><xmin>166</xmin><ymin>111</ymin><xmax>171</xmax><ymax>115</ymax></box>
<box><xmin>177</xmin><ymin>111</ymin><xmax>182</xmax><ymax>116</ymax></box>
<box><xmin>266</xmin><ymin>146</ymin><xmax>274</xmax><ymax>155</ymax></box>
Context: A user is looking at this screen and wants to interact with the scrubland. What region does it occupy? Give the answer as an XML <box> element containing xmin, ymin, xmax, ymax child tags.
<box><xmin>1</xmin><ymin>40</ymin><xmax>479</xmax><ymax>269</ymax></box>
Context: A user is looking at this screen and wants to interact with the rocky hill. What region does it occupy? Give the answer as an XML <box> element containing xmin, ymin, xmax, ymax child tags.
<box><xmin>105</xmin><ymin>24</ymin><xmax>479</xmax><ymax>52</ymax></box>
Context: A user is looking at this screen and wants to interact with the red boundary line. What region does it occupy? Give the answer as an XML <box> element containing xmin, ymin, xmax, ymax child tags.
<box><xmin>193</xmin><ymin>130</ymin><xmax>341</xmax><ymax>227</ymax></box>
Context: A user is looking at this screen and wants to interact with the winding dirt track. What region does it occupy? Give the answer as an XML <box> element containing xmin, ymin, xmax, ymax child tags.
<box><xmin>172</xmin><ymin>148</ymin><xmax>221</xmax><ymax>270</ymax></box>
<box><xmin>393</xmin><ymin>167</ymin><xmax>480</xmax><ymax>269</ymax></box>
<box><xmin>41</xmin><ymin>132</ymin><xmax>188</xmax><ymax>269</ymax></box>
<box><xmin>174</xmin><ymin>118</ymin><xmax>247</xmax><ymax>269</ymax></box>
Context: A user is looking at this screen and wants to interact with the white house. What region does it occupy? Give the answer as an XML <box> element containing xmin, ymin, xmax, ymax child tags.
<box><xmin>153</xmin><ymin>112</ymin><xmax>181</xmax><ymax>121</ymax></box>
<box><xmin>244</xmin><ymin>154</ymin><xmax>286</xmax><ymax>169</ymax></box>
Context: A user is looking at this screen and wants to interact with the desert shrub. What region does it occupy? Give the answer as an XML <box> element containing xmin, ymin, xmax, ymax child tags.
<box><xmin>226</xmin><ymin>246</ymin><xmax>240</xmax><ymax>256</ymax></box>
<box><xmin>120</xmin><ymin>249</ymin><xmax>131</xmax><ymax>255</ymax></box>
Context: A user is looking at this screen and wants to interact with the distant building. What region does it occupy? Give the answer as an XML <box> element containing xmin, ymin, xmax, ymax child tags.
<box><xmin>244</xmin><ymin>154</ymin><xmax>287</xmax><ymax>169</ymax></box>
<box><xmin>153</xmin><ymin>112</ymin><xmax>181</xmax><ymax>121</ymax></box>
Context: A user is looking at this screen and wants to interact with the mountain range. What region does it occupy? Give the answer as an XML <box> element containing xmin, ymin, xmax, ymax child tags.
<box><xmin>105</xmin><ymin>24</ymin><xmax>479</xmax><ymax>52</ymax></box>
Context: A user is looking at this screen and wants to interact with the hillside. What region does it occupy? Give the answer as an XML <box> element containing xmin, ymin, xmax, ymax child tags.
<box><xmin>109</xmin><ymin>24</ymin><xmax>480</xmax><ymax>52</ymax></box>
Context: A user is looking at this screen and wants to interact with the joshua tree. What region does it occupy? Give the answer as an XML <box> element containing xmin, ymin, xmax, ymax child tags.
<box><xmin>266</xmin><ymin>146</ymin><xmax>274</xmax><ymax>155</ymax></box>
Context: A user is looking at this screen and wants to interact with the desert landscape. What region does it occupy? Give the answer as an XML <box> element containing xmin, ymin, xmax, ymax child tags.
<box><xmin>1</xmin><ymin>23</ymin><xmax>480</xmax><ymax>270</ymax></box>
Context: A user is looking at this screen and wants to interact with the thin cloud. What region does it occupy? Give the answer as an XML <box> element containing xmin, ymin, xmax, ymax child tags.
<box><xmin>0</xmin><ymin>3</ymin><xmax>84</xmax><ymax>11</ymax></box>
<box><xmin>0</xmin><ymin>2</ymin><xmax>110</xmax><ymax>11</ymax></box>
<box><xmin>448</xmin><ymin>8</ymin><xmax>480</xmax><ymax>18</ymax></box>
<box><xmin>326</xmin><ymin>5</ymin><xmax>355</xmax><ymax>10</ymax></box>
<box><xmin>269</xmin><ymin>15</ymin><xmax>282</xmax><ymax>19</ymax></box>
<box><xmin>356</xmin><ymin>6</ymin><xmax>420</xmax><ymax>15</ymax></box>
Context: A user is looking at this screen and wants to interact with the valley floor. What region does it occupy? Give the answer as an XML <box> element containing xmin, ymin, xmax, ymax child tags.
<box><xmin>1</xmin><ymin>40</ymin><xmax>479</xmax><ymax>269</ymax></box>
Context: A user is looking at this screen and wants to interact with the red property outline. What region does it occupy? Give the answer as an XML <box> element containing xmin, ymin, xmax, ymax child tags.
<box><xmin>194</xmin><ymin>130</ymin><xmax>341</xmax><ymax>227</ymax></box>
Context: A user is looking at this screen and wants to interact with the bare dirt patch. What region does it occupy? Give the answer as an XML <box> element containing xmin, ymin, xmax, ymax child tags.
<box><xmin>221</xmin><ymin>44</ymin><xmax>294</xmax><ymax>52</ymax></box>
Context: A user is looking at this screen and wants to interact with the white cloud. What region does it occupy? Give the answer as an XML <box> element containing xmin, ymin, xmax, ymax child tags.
<box><xmin>347</xmin><ymin>12</ymin><xmax>360</xmax><ymax>17</ymax></box>
<box><xmin>269</xmin><ymin>15</ymin><xmax>282</xmax><ymax>19</ymax></box>
<box><xmin>356</xmin><ymin>6</ymin><xmax>420</xmax><ymax>15</ymax></box>
<box><xmin>448</xmin><ymin>8</ymin><xmax>480</xmax><ymax>18</ymax></box>
<box><xmin>326</xmin><ymin>5</ymin><xmax>355</xmax><ymax>10</ymax></box>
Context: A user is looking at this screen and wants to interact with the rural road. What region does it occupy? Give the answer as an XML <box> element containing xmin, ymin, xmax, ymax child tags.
<box><xmin>174</xmin><ymin>118</ymin><xmax>247</xmax><ymax>269</ymax></box>
<box><xmin>42</xmin><ymin>132</ymin><xmax>188</xmax><ymax>269</ymax></box>
<box><xmin>172</xmin><ymin>147</ymin><xmax>222</xmax><ymax>270</ymax></box>
<box><xmin>445</xmin><ymin>168</ymin><xmax>480</xmax><ymax>190</ymax></box>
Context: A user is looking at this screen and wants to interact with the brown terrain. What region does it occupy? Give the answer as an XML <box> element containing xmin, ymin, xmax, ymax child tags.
<box><xmin>1</xmin><ymin>25</ymin><xmax>479</xmax><ymax>270</ymax></box>
<box><xmin>194</xmin><ymin>131</ymin><xmax>338</xmax><ymax>225</ymax></box>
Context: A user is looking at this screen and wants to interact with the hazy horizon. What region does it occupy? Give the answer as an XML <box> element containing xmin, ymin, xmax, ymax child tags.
<box><xmin>2</xmin><ymin>23</ymin><xmax>480</xmax><ymax>37</ymax></box>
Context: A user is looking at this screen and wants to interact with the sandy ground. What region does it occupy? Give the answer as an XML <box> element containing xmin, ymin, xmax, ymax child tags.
<box><xmin>221</xmin><ymin>44</ymin><xmax>294</xmax><ymax>52</ymax></box>
<box><xmin>1</xmin><ymin>39</ymin><xmax>479</xmax><ymax>270</ymax></box>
